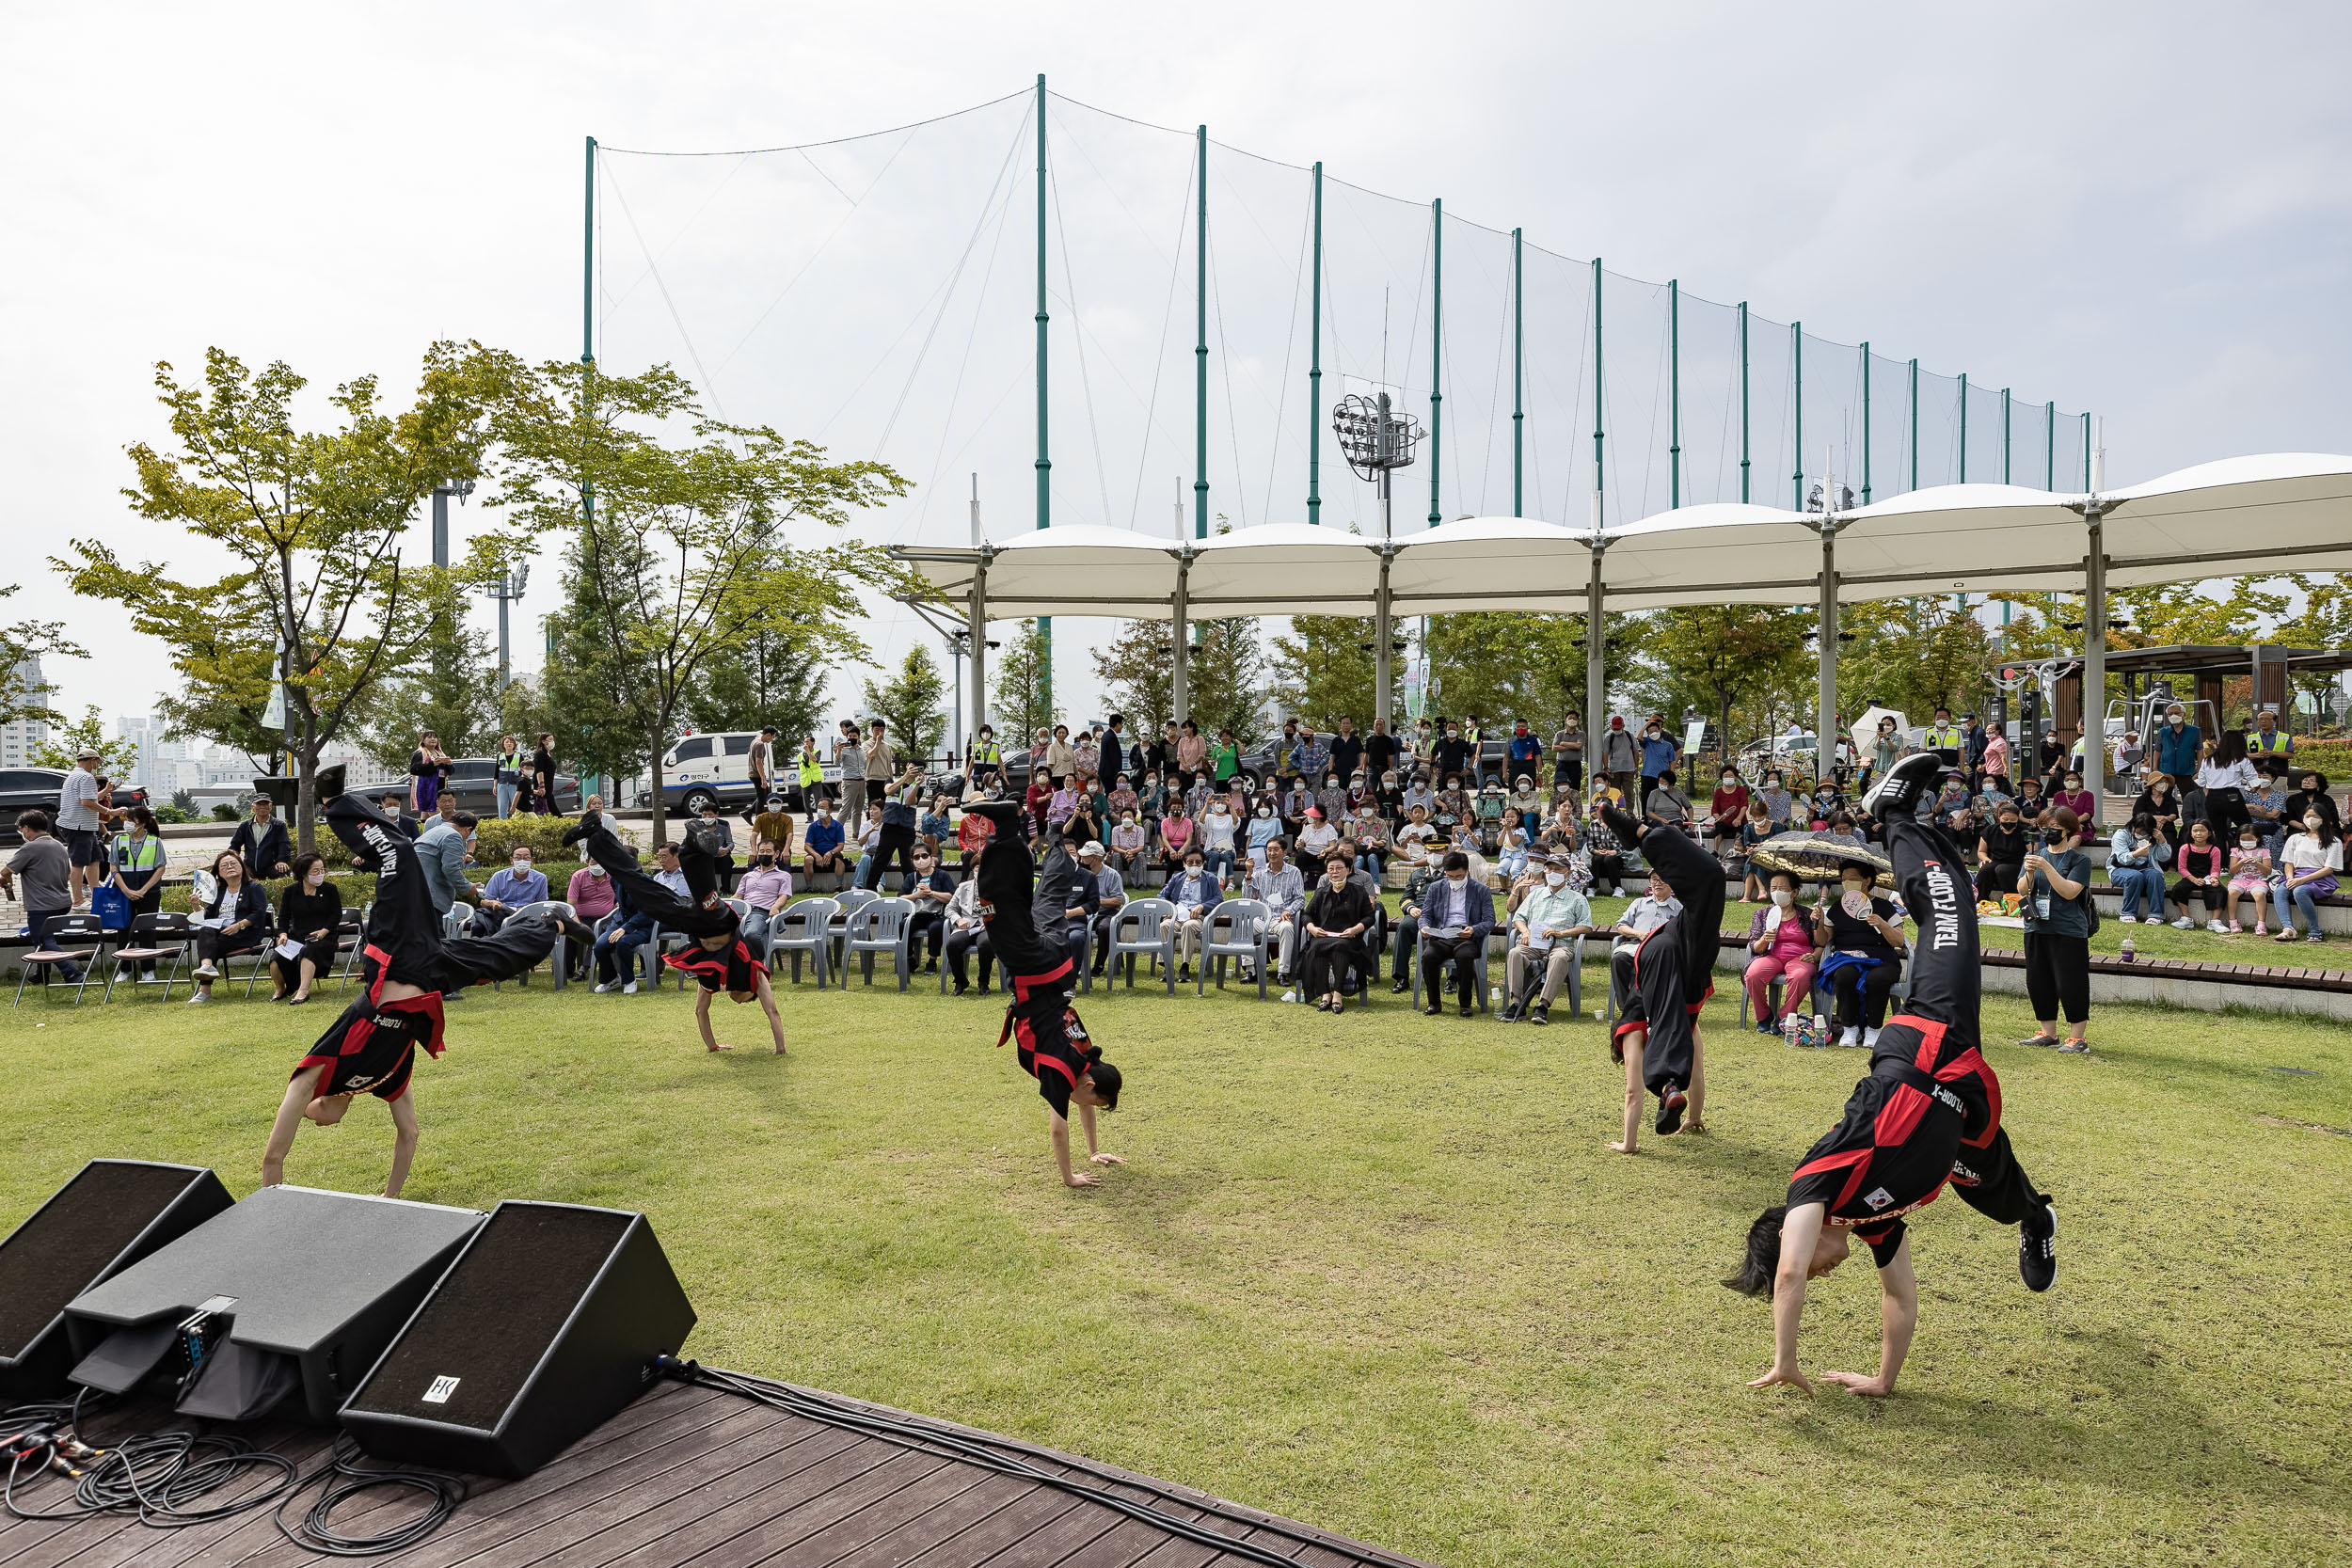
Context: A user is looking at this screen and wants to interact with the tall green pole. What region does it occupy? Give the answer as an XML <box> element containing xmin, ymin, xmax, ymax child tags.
<box><xmin>1738</xmin><ymin>301</ymin><xmax>1750</xmax><ymax>503</ymax></box>
<box><xmin>1428</xmin><ymin>198</ymin><xmax>1443</xmax><ymax>526</ymax></box>
<box><xmin>581</xmin><ymin>137</ymin><xmax>596</xmax><ymax>373</ymax></box>
<box><xmin>1958</xmin><ymin>372</ymin><xmax>1968</xmax><ymax>483</ymax></box>
<box><xmin>1791</xmin><ymin>323</ymin><xmax>1804</xmax><ymax>510</ymax></box>
<box><xmin>1513</xmin><ymin>227</ymin><xmax>1525</xmax><ymax>516</ymax></box>
<box><xmin>1034</xmin><ymin>77</ymin><xmax>1052</xmax><ymax>697</ymax></box>
<box><xmin>1194</xmin><ymin>124</ymin><xmax>1208</xmax><ymax>540</ymax></box>
<box><xmin>2045</xmin><ymin>400</ymin><xmax>2056</xmax><ymax>489</ymax></box>
<box><xmin>1668</xmin><ymin>278</ymin><xmax>1680</xmax><ymax>508</ymax></box>
<box><xmin>1308</xmin><ymin>161</ymin><xmax>1323</xmax><ymax>525</ymax></box>
<box><xmin>1592</xmin><ymin>258</ymin><xmax>1604</xmax><ymax>517</ymax></box>
<box><xmin>1908</xmin><ymin>358</ymin><xmax>1918</xmax><ymax>492</ymax></box>
<box><xmin>1860</xmin><ymin>342</ymin><xmax>1871</xmax><ymax>504</ymax></box>
<box><xmin>2001</xmin><ymin>387</ymin><xmax>2012</xmax><ymax>484</ymax></box>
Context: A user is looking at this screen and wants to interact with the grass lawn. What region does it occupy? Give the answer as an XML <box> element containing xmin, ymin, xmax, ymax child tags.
<box><xmin>5</xmin><ymin>954</ymin><xmax>2350</xmax><ymax>1566</ymax></box>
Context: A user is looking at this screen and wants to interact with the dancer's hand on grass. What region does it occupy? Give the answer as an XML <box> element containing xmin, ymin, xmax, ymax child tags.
<box><xmin>1819</xmin><ymin>1370</ymin><xmax>1892</xmax><ymax>1397</ymax></box>
<box><xmin>1748</xmin><ymin>1362</ymin><xmax>1814</xmax><ymax>1395</ymax></box>
<box><xmin>1089</xmin><ymin>1151</ymin><xmax>1126</xmax><ymax>1166</ymax></box>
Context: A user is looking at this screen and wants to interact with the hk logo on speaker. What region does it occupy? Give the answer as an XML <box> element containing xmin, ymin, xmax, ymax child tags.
<box><xmin>423</xmin><ymin>1375</ymin><xmax>461</xmax><ymax>1404</ymax></box>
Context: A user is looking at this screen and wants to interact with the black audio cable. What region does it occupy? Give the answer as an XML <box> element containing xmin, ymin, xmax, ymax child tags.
<box><xmin>271</xmin><ymin>1434</ymin><xmax>468</xmax><ymax>1558</ymax></box>
<box><xmin>657</xmin><ymin>1359</ymin><xmax>1402</xmax><ymax>1568</ymax></box>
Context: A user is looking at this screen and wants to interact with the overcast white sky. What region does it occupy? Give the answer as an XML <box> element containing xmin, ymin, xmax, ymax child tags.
<box><xmin>7</xmin><ymin>2</ymin><xmax>2349</xmax><ymax>739</ymax></box>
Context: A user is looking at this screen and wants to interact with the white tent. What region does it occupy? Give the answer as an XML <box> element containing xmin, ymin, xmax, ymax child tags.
<box><xmin>891</xmin><ymin>451</ymin><xmax>2352</xmax><ymax>819</ymax></box>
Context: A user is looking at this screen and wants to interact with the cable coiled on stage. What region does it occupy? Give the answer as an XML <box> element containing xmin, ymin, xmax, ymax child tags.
<box><xmin>272</xmin><ymin>1434</ymin><xmax>468</xmax><ymax>1557</ymax></box>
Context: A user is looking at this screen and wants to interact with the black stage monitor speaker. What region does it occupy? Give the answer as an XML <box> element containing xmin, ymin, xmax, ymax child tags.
<box><xmin>0</xmin><ymin>1160</ymin><xmax>233</xmax><ymax>1402</ymax></box>
<box><xmin>342</xmin><ymin>1202</ymin><xmax>696</xmax><ymax>1480</ymax></box>
<box><xmin>64</xmin><ymin>1184</ymin><xmax>485</xmax><ymax>1422</ymax></box>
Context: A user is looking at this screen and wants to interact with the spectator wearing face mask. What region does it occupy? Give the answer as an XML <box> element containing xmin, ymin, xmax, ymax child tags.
<box><xmin>1502</xmin><ymin>861</ymin><xmax>1594</xmax><ymax>1024</ymax></box>
<box><xmin>1597</xmin><ymin>716</ymin><xmax>1640</xmax><ymax>784</ymax></box>
<box><xmin>470</xmin><ymin>845</ymin><xmax>549</xmax><ymax>938</ymax></box>
<box><xmin>1867</xmin><ymin>715</ymin><xmax>1906</xmax><ymax>784</ymax></box>
<box><xmin>2050</xmin><ymin>771</ymin><xmax>2094</xmax><ymax>823</ymax></box>
<box><xmin>271</xmin><ymin>852</ymin><xmax>344</xmax><ymax>1004</ymax></box>
<box><xmin>2106</xmin><ymin>812</ymin><xmax>2171</xmax><ymax>924</ymax></box>
<box><xmin>1645</xmin><ymin>768</ymin><xmax>1692</xmax><ymax>831</ymax></box>
<box><xmin>803</xmin><ymin>800</ymin><xmax>848</xmax><ymax>881</ymax></box>
<box><xmin>1107</xmin><ymin>809</ymin><xmax>1150</xmax><ymax>884</ymax></box>
<box><xmin>1157</xmin><ymin>799</ymin><xmax>1197</xmax><ymax>881</ymax></box>
<box><xmin>1638</xmin><ymin>716</ymin><xmax>1678</xmax><ymax>801</ymax></box>
<box><xmin>1709</xmin><ymin>765</ymin><xmax>1751</xmax><ymax>865</ymax></box>
<box><xmin>1416</xmin><ymin>851</ymin><xmax>1495</xmax><ymax>1017</ymax></box>
<box><xmin>1296</xmin><ymin>806</ymin><xmax>1341</xmax><ymax>868</ymax></box>
<box><xmin>1245</xmin><ymin>796</ymin><xmax>1283</xmax><ymax>870</ymax></box>
<box><xmin>735</xmin><ymin>844</ymin><xmax>794</xmax><ymax>954</ymax></box>
<box><xmin>1756</xmin><ymin>771</ymin><xmax>1795</xmax><ymax>833</ymax></box>
<box><xmin>1743</xmin><ymin>870</ymin><xmax>1822</xmax><ymax>1033</ymax></box>
<box><xmin>1981</xmin><ymin>723</ymin><xmax>2011</xmax><ymax>790</ymax></box>
<box><xmin>2017</xmin><ymin>807</ymin><xmax>2093</xmax><ymax>1050</ymax></box>
<box><xmin>1164</xmin><ymin>848</ymin><xmax>1224</xmax><ymax>982</ymax></box>
<box><xmin>1315</xmin><ymin>772</ymin><xmax>1349</xmax><ymax>827</ymax></box>
<box><xmin>1198</xmin><ymin>795</ymin><xmax>1239</xmax><ymax>882</ymax></box>
<box><xmin>565</xmin><ymin>854</ymin><xmax>617</xmax><ymax>981</ymax></box>
<box><xmin>2272</xmin><ymin>807</ymin><xmax>2343</xmax><ymax>944</ymax></box>
<box><xmin>1432</xmin><ymin>721</ymin><xmax>1472</xmax><ymax>782</ymax></box>
<box><xmin>2222</xmin><ymin>822</ymin><xmax>2275</xmax><ymax>935</ymax></box>
<box><xmin>2153</xmin><ymin>704</ymin><xmax>2202</xmax><ymax>793</ymax></box>
<box><xmin>1400</xmin><ymin>774</ymin><xmax>1437</xmax><ymax>821</ymax></box>
<box><xmin>1506</xmin><ymin>722</ymin><xmax>1543</xmax><ymax>784</ymax></box>
<box><xmin>1816</xmin><ymin>864</ymin><xmax>1907</xmax><ymax>1050</ymax></box>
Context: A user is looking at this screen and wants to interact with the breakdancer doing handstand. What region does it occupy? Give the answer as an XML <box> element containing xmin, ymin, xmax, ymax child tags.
<box><xmin>564</xmin><ymin>806</ymin><xmax>787</xmax><ymax>1053</ymax></box>
<box><xmin>1598</xmin><ymin>798</ymin><xmax>1724</xmax><ymax>1148</ymax></box>
<box><xmin>1729</xmin><ymin>752</ymin><xmax>2058</xmax><ymax>1397</ymax></box>
<box><xmin>262</xmin><ymin>767</ymin><xmax>555</xmax><ymax>1197</ymax></box>
<box><xmin>962</xmin><ymin>799</ymin><xmax>1125</xmax><ymax>1189</ymax></box>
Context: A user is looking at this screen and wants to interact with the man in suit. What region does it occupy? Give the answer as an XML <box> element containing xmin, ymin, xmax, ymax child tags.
<box><xmin>230</xmin><ymin>794</ymin><xmax>292</xmax><ymax>882</ymax></box>
<box><xmin>1415</xmin><ymin>850</ymin><xmax>1496</xmax><ymax>1018</ymax></box>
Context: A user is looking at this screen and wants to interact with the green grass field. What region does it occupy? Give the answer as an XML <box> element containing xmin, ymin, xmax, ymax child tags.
<box><xmin>5</xmin><ymin>953</ymin><xmax>2350</xmax><ymax>1566</ymax></box>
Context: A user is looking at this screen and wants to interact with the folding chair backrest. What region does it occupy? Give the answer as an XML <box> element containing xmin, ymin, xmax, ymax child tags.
<box><xmin>1115</xmin><ymin>898</ymin><xmax>1177</xmax><ymax>942</ymax></box>
<box><xmin>1207</xmin><ymin>898</ymin><xmax>1270</xmax><ymax>949</ymax></box>
<box><xmin>47</xmin><ymin>913</ymin><xmax>104</xmax><ymax>944</ymax></box>
<box><xmin>782</xmin><ymin>897</ymin><xmax>840</xmax><ymax>941</ymax></box>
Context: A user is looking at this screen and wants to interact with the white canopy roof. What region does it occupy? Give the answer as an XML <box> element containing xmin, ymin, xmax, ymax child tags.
<box><xmin>889</xmin><ymin>452</ymin><xmax>2352</xmax><ymax>620</ymax></box>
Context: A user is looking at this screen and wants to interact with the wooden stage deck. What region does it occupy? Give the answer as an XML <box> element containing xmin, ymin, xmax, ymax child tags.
<box><xmin>0</xmin><ymin>1379</ymin><xmax>1429</xmax><ymax>1568</ymax></box>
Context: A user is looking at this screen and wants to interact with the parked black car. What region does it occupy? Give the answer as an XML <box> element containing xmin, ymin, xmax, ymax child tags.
<box><xmin>0</xmin><ymin>768</ymin><xmax>151</xmax><ymax>845</ymax></box>
<box><xmin>445</xmin><ymin>756</ymin><xmax>582</xmax><ymax>816</ymax></box>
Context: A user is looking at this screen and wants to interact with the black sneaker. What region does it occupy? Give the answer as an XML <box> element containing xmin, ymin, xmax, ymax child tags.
<box><xmin>1500</xmin><ymin>998</ymin><xmax>1524</xmax><ymax>1023</ymax></box>
<box><xmin>1529</xmin><ymin>1004</ymin><xmax>1549</xmax><ymax>1026</ymax></box>
<box><xmin>953</xmin><ymin>980</ymin><xmax>969</xmax><ymax>996</ymax></box>
<box><xmin>1391</xmin><ymin>977</ymin><xmax>1411</xmax><ymax>995</ymax></box>
<box><xmin>1656</xmin><ymin>1085</ymin><xmax>1688</xmax><ymax>1135</ymax></box>
<box><xmin>2019</xmin><ymin>1200</ymin><xmax>2058</xmax><ymax>1292</ymax></box>
<box><xmin>1860</xmin><ymin>751</ymin><xmax>1944</xmax><ymax>821</ymax></box>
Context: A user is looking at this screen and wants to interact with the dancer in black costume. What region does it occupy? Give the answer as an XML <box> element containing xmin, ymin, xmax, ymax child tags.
<box><xmin>564</xmin><ymin>807</ymin><xmax>788</xmax><ymax>1053</ymax></box>
<box><xmin>963</xmin><ymin>799</ymin><xmax>1125</xmax><ymax>1188</ymax></box>
<box><xmin>262</xmin><ymin>767</ymin><xmax>555</xmax><ymax>1197</ymax></box>
<box><xmin>1729</xmin><ymin>753</ymin><xmax>2058</xmax><ymax>1397</ymax></box>
<box><xmin>1598</xmin><ymin>799</ymin><xmax>1724</xmax><ymax>1148</ymax></box>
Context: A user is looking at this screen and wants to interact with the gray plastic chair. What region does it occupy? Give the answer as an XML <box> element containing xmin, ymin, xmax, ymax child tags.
<box><xmin>495</xmin><ymin>900</ymin><xmax>575</xmax><ymax>990</ymax></box>
<box><xmin>841</xmin><ymin>896</ymin><xmax>916</xmax><ymax>990</ymax></box>
<box><xmin>1197</xmin><ymin>897</ymin><xmax>1272</xmax><ymax>999</ymax></box>
<box><xmin>1496</xmin><ymin>934</ymin><xmax>1585</xmax><ymax>1019</ymax></box>
<box><xmin>828</xmin><ymin>886</ymin><xmax>880</xmax><ymax>970</ymax></box>
<box><xmin>768</xmin><ymin>896</ymin><xmax>838</xmax><ymax>987</ymax></box>
<box><xmin>1104</xmin><ymin>897</ymin><xmax>1179</xmax><ymax>993</ymax></box>
<box><xmin>1412</xmin><ymin>928</ymin><xmax>1492</xmax><ymax>1014</ymax></box>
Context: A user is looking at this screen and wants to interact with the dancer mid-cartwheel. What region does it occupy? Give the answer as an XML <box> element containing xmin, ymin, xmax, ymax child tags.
<box><xmin>262</xmin><ymin>767</ymin><xmax>555</xmax><ymax>1197</ymax></box>
<box><xmin>564</xmin><ymin>808</ymin><xmax>787</xmax><ymax>1054</ymax></box>
<box><xmin>1729</xmin><ymin>753</ymin><xmax>2058</xmax><ymax>1397</ymax></box>
<box><xmin>1599</xmin><ymin>800</ymin><xmax>1724</xmax><ymax>1149</ymax></box>
<box><xmin>962</xmin><ymin>800</ymin><xmax>1125</xmax><ymax>1189</ymax></box>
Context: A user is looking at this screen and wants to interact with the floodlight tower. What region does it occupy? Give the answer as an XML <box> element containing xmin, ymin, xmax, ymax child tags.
<box><xmin>485</xmin><ymin>562</ymin><xmax>530</xmax><ymax>692</ymax></box>
<box><xmin>1331</xmin><ymin>391</ymin><xmax>1422</xmax><ymax>727</ymax></box>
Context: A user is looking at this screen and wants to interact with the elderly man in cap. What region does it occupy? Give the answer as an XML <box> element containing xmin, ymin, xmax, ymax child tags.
<box><xmin>1072</xmin><ymin>839</ymin><xmax>1129</xmax><ymax>975</ymax></box>
<box><xmin>56</xmin><ymin>745</ymin><xmax>111</xmax><ymax>907</ymax></box>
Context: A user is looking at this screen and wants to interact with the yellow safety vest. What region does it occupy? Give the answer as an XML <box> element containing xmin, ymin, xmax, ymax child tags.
<box><xmin>972</xmin><ymin>739</ymin><xmax>1003</xmax><ymax>765</ymax></box>
<box><xmin>798</xmin><ymin>752</ymin><xmax>823</xmax><ymax>786</ymax></box>
<box><xmin>2250</xmin><ymin>728</ymin><xmax>2291</xmax><ymax>753</ymax></box>
<box><xmin>1924</xmin><ymin>726</ymin><xmax>1962</xmax><ymax>748</ymax></box>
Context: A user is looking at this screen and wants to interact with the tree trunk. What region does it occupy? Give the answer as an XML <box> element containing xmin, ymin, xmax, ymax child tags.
<box><xmin>296</xmin><ymin>707</ymin><xmax>319</xmax><ymax>855</ymax></box>
<box><xmin>646</xmin><ymin>720</ymin><xmax>668</xmax><ymax>848</ymax></box>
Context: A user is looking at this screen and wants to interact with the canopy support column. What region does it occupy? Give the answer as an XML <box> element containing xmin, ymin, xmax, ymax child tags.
<box><xmin>1170</xmin><ymin>551</ymin><xmax>1190</xmax><ymax>726</ymax></box>
<box><xmin>2081</xmin><ymin>419</ymin><xmax>2108</xmax><ymax>826</ymax></box>
<box><xmin>1375</xmin><ymin>549</ymin><xmax>1394</xmax><ymax>732</ymax></box>
<box><xmin>968</xmin><ymin>559</ymin><xmax>989</xmax><ymax>740</ymax></box>
<box><xmin>1585</xmin><ymin>523</ymin><xmax>1606</xmax><ymax>752</ymax></box>
<box><xmin>1818</xmin><ymin>519</ymin><xmax>1839</xmax><ymax>773</ymax></box>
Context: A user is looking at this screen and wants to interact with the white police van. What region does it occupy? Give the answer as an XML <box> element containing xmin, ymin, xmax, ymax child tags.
<box><xmin>650</xmin><ymin>732</ymin><xmax>836</xmax><ymax>815</ymax></box>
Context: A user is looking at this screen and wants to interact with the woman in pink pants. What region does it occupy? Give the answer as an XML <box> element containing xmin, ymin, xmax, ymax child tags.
<box><xmin>1743</xmin><ymin>869</ymin><xmax>1822</xmax><ymax>1032</ymax></box>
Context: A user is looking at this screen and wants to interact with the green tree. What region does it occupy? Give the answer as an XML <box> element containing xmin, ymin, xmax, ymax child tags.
<box><xmin>0</xmin><ymin>585</ymin><xmax>85</xmax><ymax>729</ymax></box>
<box><xmin>687</xmin><ymin>612</ymin><xmax>832</xmax><ymax>755</ymax></box>
<box><xmin>482</xmin><ymin>356</ymin><xmax>910</xmax><ymax>844</ymax></box>
<box><xmin>532</xmin><ymin>547</ymin><xmax>644</xmax><ymax>791</ymax></box>
<box><xmin>1187</xmin><ymin>618</ymin><xmax>1267</xmax><ymax>742</ymax></box>
<box><xmin>29</xmin><ymin>706</ymin><xmax>139</xmax><ymax>775</ymax></box>
<box><xmin>356</xmin><ymin>581</ymin><xmax>501</xmax><ymax>768</ymax></box>
<box><xmin>1424</xmin><ymin>611</ymin><xmax>1609</xmax><ymax>728</ymax></box>
<box><xmin>1647</xmin><ymin>605</ymin><xmax>1817</xmax><ymax>764</ymax></box>
<box><xmin>993</xmin><ymin>619</ymin><xmax>1054</xmax><ymax>740</ymax></box>
<box><xmin>55</xmin><ymin>346</ymin><xmax>499</xmax><ymax>851</ymax></box>
<box><xmin>863</xmin><ymin>644</ymin><xmax>949</xmax><ymax>760</ymax></box>
<box><xmin>1838</xmin><ymin>597</ymin><xmax>1997</xmax><ymax>726</ymax></box>
<box><xmin>1090</xmin><ymin>621</ymin><xmax>1173</xmax><ymax>734</ymax></box>
<box><xmin>1268</xmin><ymin>615</ymin><xmax>1400</xmax><ymax>731</ymax></box>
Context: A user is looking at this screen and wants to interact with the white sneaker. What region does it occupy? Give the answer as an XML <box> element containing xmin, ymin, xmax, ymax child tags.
<box><xmin>593</xmin><ymin>982</ymin><xmax>614</xmax><ymax>993</ymax></box>
<box><xmin>186</xmin><ymin>991</ymin><xmax>210</xmax><ymax>1005</ymax></box>
<box><xmin>623</xmin><ymin>980</ymin><xmax>639</xmax><ymax>995</ymax></box>
<box><xmin>1863</xmin><ymin>1027</ymin><xmax>1881</xmax><ymax>1050</ymax></box>
<box><xmin>194</xmin><ymin>961</ymin><xmax>220</xmax><ymax>979</ymax></box>
<box><xmin>1280</xmin><ymin>990</ymin><xmax>1297</xmax><ymax>1003</ymax></box>
<box><xmin>2207</xmin><ymin>920</ymin><xmax>2228</xmax><ymax>935</ymax></box>
<box><xmin>1840</xmin><ymin>1026</ymin><xmax>1862</xmax><ymax>1047</ymax></box>
<box><xmin>2171</xmin><ymin>917</ymin><xmax>2193</xmax><ymax>930</ymax></box>
<box><xmin>2118</xmin><ymin>913</ymin><xmax>2137</xmax><ymax>924</ymax></box>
